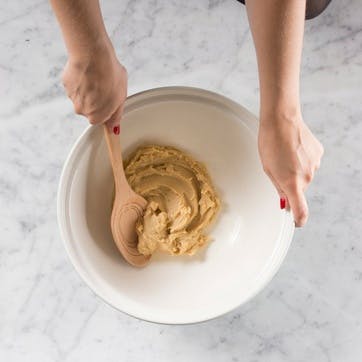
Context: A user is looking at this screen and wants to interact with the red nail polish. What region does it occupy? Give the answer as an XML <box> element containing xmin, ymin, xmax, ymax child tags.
<box><xmin>280</xmin><ymin>197</ymin><xmax>286</xmax><ymax>210</ymax></box>
<box><xmin>113</xmin><ymin>126</ymin><xmax>120</xmax><ymax>135</ymax></box>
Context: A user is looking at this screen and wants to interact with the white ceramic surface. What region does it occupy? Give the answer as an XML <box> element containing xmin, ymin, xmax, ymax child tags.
<box><xmin>57</xmin><ymin>87</ymin><xmax>294</xmax><ymax>324</ymax></box>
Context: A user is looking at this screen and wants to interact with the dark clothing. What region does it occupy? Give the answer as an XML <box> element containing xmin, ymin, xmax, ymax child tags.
<box><xmin>237</xmin><ymin>0</ymin><xmax>332</xmax><ymax>20</ymax></box>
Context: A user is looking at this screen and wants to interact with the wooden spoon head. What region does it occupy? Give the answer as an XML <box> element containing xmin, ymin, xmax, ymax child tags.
<box><xmin>111</xmin><ymin>194</ymin><xmax>151</xmax><ymax>267</ymax></box>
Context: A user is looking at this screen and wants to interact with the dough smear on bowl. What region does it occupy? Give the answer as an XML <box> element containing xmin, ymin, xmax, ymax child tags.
<box><xmin>124</xmin><ymin>145</ymin><xmax>220</xmax><ymax>256</ymax></box>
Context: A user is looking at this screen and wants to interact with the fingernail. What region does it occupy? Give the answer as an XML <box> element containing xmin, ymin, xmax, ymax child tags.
<box><xmin>113</xmin><ymin>126</ymin><xmax>120</xmax><ymax>135</ymax></box>
<box><xmin>280</xmin><ymin>197</ymin><xmax>286</xmax><ymax>210</ymax></box>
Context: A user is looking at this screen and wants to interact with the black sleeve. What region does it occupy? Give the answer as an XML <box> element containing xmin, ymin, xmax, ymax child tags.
<box><xmin>236</xmin><ymin>0</ymin><xmax>332</xmax><ymax>20</ymax></box>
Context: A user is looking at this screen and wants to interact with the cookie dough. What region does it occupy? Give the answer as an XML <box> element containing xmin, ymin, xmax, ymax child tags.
<box><xmin>124</xmin><ymin>145</ymin><xmax>220</xmax><ymax>256</ymax></box>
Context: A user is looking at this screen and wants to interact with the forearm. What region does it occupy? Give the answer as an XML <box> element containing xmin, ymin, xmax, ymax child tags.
<box><xmin>245</xmin><ymin>0</ymin><xmax>305</xmax><ymax>118</ymax></box>
<box><xmin>50</xmin><ymin>0</ymin><xmax>111</xmax><ymax>58</ymax></box>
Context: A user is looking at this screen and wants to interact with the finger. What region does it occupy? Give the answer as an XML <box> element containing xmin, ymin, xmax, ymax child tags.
<box><xmin>86</xmin><ymin>99</ymin><xmax>120</xmax><ymax>125</ymax></box>
<box><xmin>264</xmin><ymin>170</ymin><xmax>290</xmax><ymax>210</ymax></box>
<box><xmin>105</xmin><ymin>103</ymin><xmax>124</xmax><ymax>132</ymax></box>
<box><xmin>285</xmin><ymin>183</ymin><xmax>309</xmax><ymax>227</ymax></box>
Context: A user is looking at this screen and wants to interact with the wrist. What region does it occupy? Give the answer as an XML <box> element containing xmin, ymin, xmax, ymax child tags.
<box><xmin>259</xmin><ymin>81</ymin><xmax>301</xmax><ymax>122</ymax></box>
<box><xmin>260</xmin><ymin>94</ymin><xmax>301</xmax><ymax>125</ymax></box>
<box><xmin>260</xmin><ymin>102</ymin><xmax>302</xmax><ymax>126</ymax></box>
<box><xmin>67</xmin><ymin>34</ymin><xmax>114</xmax><ymax>64</ymax></box>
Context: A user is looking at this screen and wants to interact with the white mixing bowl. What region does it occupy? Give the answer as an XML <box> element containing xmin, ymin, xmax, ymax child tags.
<box><xmin>58</xmin><ymin>86</ymin><xmax>294</xmax><ymax>324</ymax></box>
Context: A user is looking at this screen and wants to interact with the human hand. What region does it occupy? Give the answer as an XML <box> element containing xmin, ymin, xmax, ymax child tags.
<box><xmin>258</xmin><ymin>110</ymin><xmax>324</xmax><ymax>227</ymax></box>
<box><xmin>62</xmin><ymin>39</ymin><xmax>127</xmax><ymax>131</ymax></box>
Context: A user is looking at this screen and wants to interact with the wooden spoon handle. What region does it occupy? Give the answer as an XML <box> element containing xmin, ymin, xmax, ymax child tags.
<box><xmin>103</xmin><ymin>125</ymin><xmax>131</xmax><ymax>197</ymax></box>
<box><xmin>103</xmin><ymin>124</ymin><xmax>150</xmax><ymax>267</ymax></box>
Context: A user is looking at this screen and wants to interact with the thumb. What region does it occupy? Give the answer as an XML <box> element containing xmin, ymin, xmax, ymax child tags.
<box><xmin>105</xmin><ymin>103</ymin><xmax>124</xmax><ymax>132</ymax></box>
<box><xmin>285</xmin><ymin>184</ymin><xmax>309</xmax><ymax>227</ymax></box>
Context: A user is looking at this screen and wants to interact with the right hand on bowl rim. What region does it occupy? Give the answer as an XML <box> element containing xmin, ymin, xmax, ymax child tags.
<box><xmin>258</xmin><ymin>109</ymin><xmax>324</xmax><ymax>227</ymax></box>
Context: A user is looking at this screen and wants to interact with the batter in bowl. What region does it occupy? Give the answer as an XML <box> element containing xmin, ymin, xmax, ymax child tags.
<box><xmin>124</xmin><ymin>145</ymin><xmax>220</xmax><ymax>256</ymax></box>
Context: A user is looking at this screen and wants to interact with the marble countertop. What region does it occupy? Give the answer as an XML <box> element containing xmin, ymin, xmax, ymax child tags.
<box><xmin>1</xmin><ymin>0</ymin><xmax>362</xmax><ymax>361</ymax></box>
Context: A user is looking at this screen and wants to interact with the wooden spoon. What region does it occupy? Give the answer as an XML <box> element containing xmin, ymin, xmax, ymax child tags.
<box><xmin>103</xmin><ymin>125</ymin><xmax>150</xmax><ymax>267</ymax></box>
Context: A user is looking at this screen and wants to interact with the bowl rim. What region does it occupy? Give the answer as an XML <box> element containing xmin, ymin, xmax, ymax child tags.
<box><xmin>57</xmin><ymin>86</ymin><xmax>295</xmax><ymax>325</ymax></box>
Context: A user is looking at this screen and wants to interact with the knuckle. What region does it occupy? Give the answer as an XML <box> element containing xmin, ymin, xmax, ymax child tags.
<box><xmin>295</xmin><ymin>208</ymin><xmax>308</xmax><ymax>226</ymax></box>
<box><xmin>305</xmin><ymin>171</ymin><xmax>313</xmax><ymax>183</ymax></box>
<box><xmin>88</xmin><ymin>117</ymin><xmax>99</xmax><ymax>125</ymax></box>
<box><xmin>73</xmin><ymin>103</ymin><xmax>82</xmax><ymax>115</ymax></box>
<box><xmin>300</xmin><ymin>208</ymin><xmax>308</xmax><ymax>220</ymax></box>
<box><xmin>87</xmin><ymin>113</ymin><xmax>106</xmax><ymax>125</ymax></box>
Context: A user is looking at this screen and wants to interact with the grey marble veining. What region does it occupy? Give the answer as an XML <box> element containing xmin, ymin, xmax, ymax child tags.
<box><xmin>1</xmin><ymin>0</ymin><xmax>362</xmax><ymax>361</ymax></box>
